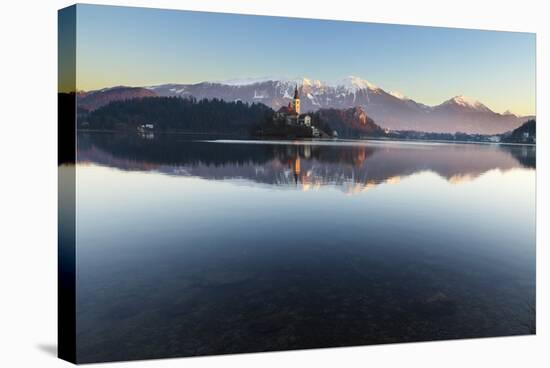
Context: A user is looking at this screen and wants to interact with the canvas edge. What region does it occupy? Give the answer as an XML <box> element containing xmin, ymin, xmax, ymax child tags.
<box><xmin>58</xmin><ymin>4</ymin><xmax>77</xmax><ymax>364</ymax></box>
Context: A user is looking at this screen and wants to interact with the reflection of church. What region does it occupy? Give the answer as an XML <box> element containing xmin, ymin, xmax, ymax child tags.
<box><xmin>275</xmin><ymin>86</ymin><xmax>319</xmax><ymax>136</ymax></box>
<box><xmin>285</xmin><ymin>144</ymin><xmax>375</xmax><ymax>186</ymax></box>
<box><xmin>287</xmin><ymin>145</ymin><xmax>312</xmax><ymax>185</ymax></box>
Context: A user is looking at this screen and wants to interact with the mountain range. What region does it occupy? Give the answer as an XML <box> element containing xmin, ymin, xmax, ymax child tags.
<box><xmin>78</xmin><ymin>76</ymin><xmax>534</xmax><ymax>135</ymax></box>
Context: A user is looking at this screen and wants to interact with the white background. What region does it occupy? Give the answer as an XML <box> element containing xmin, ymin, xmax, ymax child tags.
<box><xmin>0</xmin><ymin>0</ymin><xmax>548</xmax><ymax>366</ymax></box>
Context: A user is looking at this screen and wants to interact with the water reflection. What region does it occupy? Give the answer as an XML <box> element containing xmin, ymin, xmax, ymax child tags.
<box><xmin>74</xmin><ymin>132</ymin><xmax>535</xmax><ymax>363</ymax></box>
<box><xmin>77</xmin><ymin>133</ymin><xmax>535</xmax><ymax>192</ymax></box>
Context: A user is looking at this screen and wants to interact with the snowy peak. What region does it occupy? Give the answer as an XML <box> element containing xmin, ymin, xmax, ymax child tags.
<box><xmin>300</xmin><ymin>77</ymin><xmax>325</xmax><ymax>88</ymax></box>
<box><xmin>199</xmin><ymin>75</ymin><xmax>380</xmax><ymax>94</ymax></box>
<box><xmin>389</xmin><ymin>91</ymin><xmax>409</xmax><ymax>100</ymax></box>
<box><xmin>450</xmin><ymin>95</ymin><xmax>482</xmax><ymax>107</ymax></box>
<box><xmin>219</xmin><ymin>76</ymin><xmax>326</xmax><ymax>88</ymax></box>
<box><xmin>332</xmin><ymin>76</ymin><xmax>379</xmax><ymax>92</ymax></box>
<box><xmin>218</xmin><ymin>76</ymin><xmax>280</xmax><ymax>86</ymax></box>
<box><xmin>222</xmin><ymin>75</ymin><xmax>378</xmax><ymax>89</ymax></box>
<box><xmin>442</xmin><ymin>95</ymin><xmax>492</xmax><ymax>112</ymax></box>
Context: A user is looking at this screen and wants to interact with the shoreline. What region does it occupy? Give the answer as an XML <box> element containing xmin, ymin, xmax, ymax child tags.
<box><xmin>76</xmin><ymin>129</ymin><xmax>536</xmax><ymax>147</ymax></box>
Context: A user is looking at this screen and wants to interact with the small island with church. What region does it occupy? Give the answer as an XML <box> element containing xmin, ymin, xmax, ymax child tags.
<box><xmin>254</xmin><ymin>86</ymin><xmax>331</xmax><ymax>139</ymax></box>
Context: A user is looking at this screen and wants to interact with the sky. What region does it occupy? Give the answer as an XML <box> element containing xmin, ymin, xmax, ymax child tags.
<box><xmin>73</xmin><ymin>4</ymin><xmax>536</xmax><ymax>115</ymax></box>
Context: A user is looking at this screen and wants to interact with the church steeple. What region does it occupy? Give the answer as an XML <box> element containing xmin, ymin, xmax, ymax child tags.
<box><xmin>292</xmin><ymin>85</ymin><xmax>301</xmax><ymax>114</ymax></box>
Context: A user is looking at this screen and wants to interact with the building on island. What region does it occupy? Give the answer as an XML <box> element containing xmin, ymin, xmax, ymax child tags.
<box><xmin>274</xmin><ymin>85</ymin><xmax>320</xmax><ymax>137</ymax></box>
<box><xmin>292</xmin><ymin>85</ymin><xmax>301</xmax><ymax>114</ymax></box>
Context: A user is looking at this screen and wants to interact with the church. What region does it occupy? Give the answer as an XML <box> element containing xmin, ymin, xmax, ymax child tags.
<box><xmin>275</xmin><ymin>85</ymin><xmax>312</xmax><ymax>129</ymax></box>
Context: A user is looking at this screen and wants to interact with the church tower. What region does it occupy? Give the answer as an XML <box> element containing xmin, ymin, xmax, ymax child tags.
<box><xmin>292</xmin><ymin>85</ymin><xmax>301</xmax><ymax>114</ymax></box>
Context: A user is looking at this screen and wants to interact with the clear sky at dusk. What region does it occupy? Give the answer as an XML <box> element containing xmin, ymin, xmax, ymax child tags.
<box><xmin>75</xmin><ymin>4</ymin><xmax>536</xmax><ymax>115</ymax></box>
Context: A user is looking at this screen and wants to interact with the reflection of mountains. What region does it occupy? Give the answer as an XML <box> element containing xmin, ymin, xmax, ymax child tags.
<box><xmin>77</xmin><ymin>133</ymin><xmax>535</xmax><ymax>190</ymax></box>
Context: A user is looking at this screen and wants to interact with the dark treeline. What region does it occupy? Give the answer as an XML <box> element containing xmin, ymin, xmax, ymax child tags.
<box><xmin>83</xmin><ymin>96</ymin><xmax>274</xmax><ymax>135</ymax></box>
<box><xmin>501</xmin><ymin>119</ymin><xmax>536</xmax><ymax>144</ymax></box>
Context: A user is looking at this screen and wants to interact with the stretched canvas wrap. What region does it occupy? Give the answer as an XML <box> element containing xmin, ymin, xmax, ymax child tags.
<box><xmin>58</xmin><ymin>4</ymin><xmax>536</xmax><ymax>364</ymax></box>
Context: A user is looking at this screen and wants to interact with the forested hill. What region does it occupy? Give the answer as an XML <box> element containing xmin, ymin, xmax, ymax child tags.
<box><xmin>501</xmin><ymin>119</ymin><xmax>536</xmax><ymax>144</ymax></box>
<box><xmin>312</xmin><ymin>106</ymin><xmax>385</xmax><ymax>138</ymax></box>
<box><xmin>83</xmin><ymin>97</ymin><xmax>274</xmax><ymax>135</ymax></box>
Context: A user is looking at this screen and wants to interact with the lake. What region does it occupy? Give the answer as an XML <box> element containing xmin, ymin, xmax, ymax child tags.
<box><xmin>71</xmin><ymin>132</ymin><xmax>536</xmax><ymax>363</ymax></box>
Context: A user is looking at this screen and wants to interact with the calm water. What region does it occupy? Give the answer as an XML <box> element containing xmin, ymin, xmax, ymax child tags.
<box><xmin>72</xmin><ymin>132</ymin><xmax>536</xmax><ymax>363</ymax></box>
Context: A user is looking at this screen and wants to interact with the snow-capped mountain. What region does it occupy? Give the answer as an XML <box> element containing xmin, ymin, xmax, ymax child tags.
<box><xmin>80</xmin><ymin>76</ymin><xmax>533</xmax><ymax>135</ymax></box>
<box><xmin>333</xmin><ymin>76</ymin><xmax>379</xmax><ymax>92</ymax></box>
<box><xmin>438</xmin><ymin>95</ymin><xmax>492</xmax><ymax>113</ymax></box>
